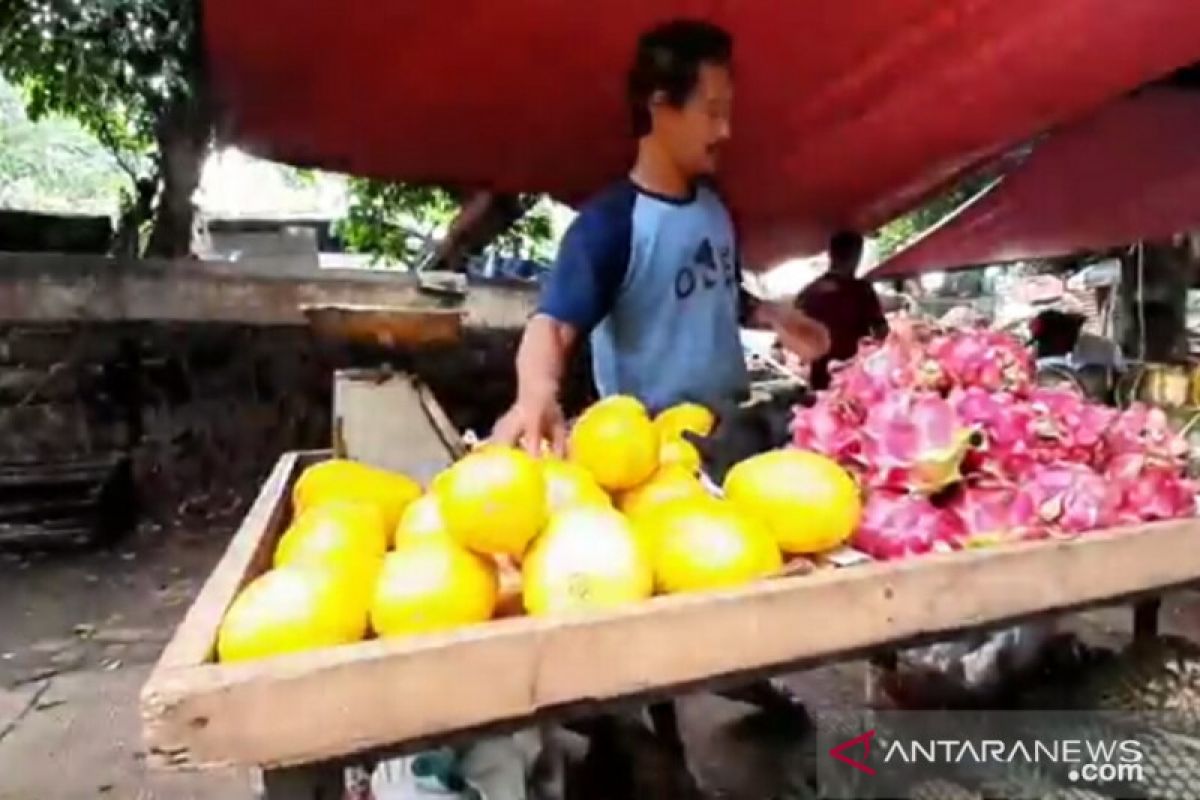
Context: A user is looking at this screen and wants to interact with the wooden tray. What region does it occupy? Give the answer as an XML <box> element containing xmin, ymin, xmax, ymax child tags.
<box><xmin>301</xmin><ymin>304</ymin><xmax>465</xmax><ymax>349</ymax></box>
<box><xmin>141</xmin><ymin>452</ymin><xmax>1200</xmax><ymax>771</ymax></box>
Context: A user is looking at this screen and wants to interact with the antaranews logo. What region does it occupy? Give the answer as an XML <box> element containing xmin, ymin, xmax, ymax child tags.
<box><xmin>828</xmin><ymin>730</ymin><xmax>877</xmax><ymax>775</ymax></box>
<box><xmin>816</xmin><ymin>711</ymin><xmax>1165</xmax><ymax>800</ymax></box>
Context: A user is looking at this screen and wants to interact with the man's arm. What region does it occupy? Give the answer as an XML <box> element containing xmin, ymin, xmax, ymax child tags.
<box><xmin>492</xmin><ymin>202</ymin><xmax>629</xmax><ymax>453</ymax></box>
<box><xmin>733</xmin><ymin>244</ymin><xmax>829</xmax><ymax>362</ymax></box>
<box><xmin>744</xmin><ymin>297</ymin><xmax>831</xmax><ymax>361</ymax></box>
<box><xmin>496</xmin><ymin>314</ymin><xmax>578</xmax><ymax>454</ymax></box>
<box><xmin>515</xmin><ymin>316</ymin><xmax>577</xmax><ymax>403</ymax></box>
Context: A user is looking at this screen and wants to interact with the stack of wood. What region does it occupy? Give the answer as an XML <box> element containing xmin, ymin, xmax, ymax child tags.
<box><xmin>0</xmin><ymin>454</ymin><xmax>134</xmax><ymax>547</ymax></box>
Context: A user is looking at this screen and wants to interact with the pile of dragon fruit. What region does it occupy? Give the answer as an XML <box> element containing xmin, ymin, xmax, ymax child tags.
<box><xmin>790</xmin><ymin>323</ymin><xmax>1198</xmax><ymax>560</ymax></box>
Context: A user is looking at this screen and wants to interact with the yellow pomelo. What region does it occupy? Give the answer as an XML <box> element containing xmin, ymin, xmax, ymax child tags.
<box><xmin>651</xmin><ymin>497</ymin><xmax>782</xmax><ymax>594</ymax></box>
<box><xmin>393</xmin><ymin>493</ymin><xmax>448</xmax><ymax>547</ymax></box>
<box><xmin>275</xmin><ymin>501</ymin><xmax>388</xmax><ymax>569</ymax></box>
<box><xmin>435</xmin><ymin>446</ymin><xmax>547</xmax><ymax>557</ymax></box>
<box><xmin>617</xmin><ymin>465</ymin><xmax>707</xmax><ymax>524</ymax></box>
<box><xmin>591</xmin><ymin>394</ymin><xmax>646</xmax><ymax>416</ymax></box>
<box><xmin>542</xmin><ymin>457</ymin><xmax>611</xmax><ymax>513</ymax></box>
<box><xmin>723</xmin><ymin>450</ymin><xmax>861</xmax><ymax>554</ymax></box>
<box><xmin>654</xmin><ymin>402</ymin><xmax>715</xmax><ymax>441</ymax></box>
<box><xmin>217</xmin><ymin>565</ymin><xmax>368</xmax><ymax>663</ymax></box>
<box><xmin>292</xmin><ymin>459</ymin><xmax>421</xmax><ymax>531</ymax></box>
<box><xmin>371</xmin><ymin>541</ymin><xmax>498</xmax><ymax>637</ymax></box>
<box><xmin>325</xmin><ymin>556</ymin><xmax>384</xmax><ymax>630</ymax></box>
<box><xmin>658</xmin><ymin>437</ymin><xmax>702</xmax><ymax>475</ymax></box>
<box><xmin>569</xmin><ymin>400</ymin><xmax>658</xmax><ymax>491</ymax></box>
<box><xmin>523</xmin><ymin>506</ymin><xmax>653</xmax><ymax>615</ymax></box>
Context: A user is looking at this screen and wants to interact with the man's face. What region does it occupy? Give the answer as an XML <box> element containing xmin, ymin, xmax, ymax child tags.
<box><xmin>652</xmin><ymin>62</ymin><xmax>733</xmax><ymax>177</ymax></box>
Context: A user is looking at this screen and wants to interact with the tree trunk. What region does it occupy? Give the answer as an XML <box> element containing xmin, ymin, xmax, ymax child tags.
<box><xmin>112</xmin><ymin>178</ymin><xmax>157</xmax><ymax>258</ymax></box>
<box><xmin>144</xmin><ymin>97</ymin><xmax>212</xmax><ymax>258</ymax></box>
<box><xmin>423</xmin><ymin>192</ymin><xmax>527</xmax><ymax>272</ymax></box>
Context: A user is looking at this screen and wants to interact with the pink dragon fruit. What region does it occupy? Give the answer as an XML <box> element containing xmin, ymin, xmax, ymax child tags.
<box><xmin>949</xmin><ymin>387</ymin><xmax>1037</xmax><ymax>477</ymax></box>
<box><xmin>1104</xmin><ymin>404</ymin><xmax>1189</xmax><ymax>462</ymax></box>
<box><xmin>807</xmin><ymin>320</ymin><xmax>1197</xmax><ymax>554</ymax></box>
<box><xmin>852</xmin><ymin>491</ymin><xmax>966</xmax><ymax>560</ymax></box>
<box><xmin>949</xmin><ymin>481</ymin><xmax>1041</xmax><ymax>546</ymax></box>
<box><xmin>860</xmin><ymin>391</ymin><xmax>977</xmax><ymax>493</ymax></box>
<box><xmin>829</xmin><ymin>331</ymin><xmax>946</xmax><ymax>407</ymax></box>
<box><xmin>1106</xmin><ymin>453</ymin><xmax>1197</xmax><ymax>523</ymax></box>
<box><xmin>926</xmin><ymin>329</ymin><xmax>1034</xmax><ymax>393</ymax></box>
<box><xmin>1024</xmin><ymin>387</ymin><xmax>1116</xmax><ymax>467</ymax></box>
<box><xmin>790</xmin><ymin>395</ymin><xmax>864</xmax><ymax>463</ymax></box>
<box><xmin>1018</xmin><ymin>462</ymin><xmax>1122</xmax><ymax>533</ymax></box>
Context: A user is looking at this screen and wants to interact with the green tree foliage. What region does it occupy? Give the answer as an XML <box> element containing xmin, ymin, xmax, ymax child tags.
<box><xmin>875</xmin><ymin>174</ymin><xmax>996</xmax><ymax>259</ymax></box>
<box><xmin>0</xmin><ymin>79</ymin><xmax>128</xmax><ymax>214</ymax></box>
<box><xmin>1</xmin><ymin>0</ymin><xmax>210</xmax><ymax>255</ymax></box>
<box><xmin>339</xmin><ymin>178</ymin><xmax>554</xmax><ymax>268</ymax></box>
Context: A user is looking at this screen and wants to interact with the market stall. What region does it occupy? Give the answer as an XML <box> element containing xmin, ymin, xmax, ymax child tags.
<box><xmin>141</xmin><ymin>324</ymin><xmax>1200</xmax><ymax>798</ymax></box>
<box><xmin>142</xmin><ymin>7</ymin><xmax>1200</xmax><ymax>797</ymax></box>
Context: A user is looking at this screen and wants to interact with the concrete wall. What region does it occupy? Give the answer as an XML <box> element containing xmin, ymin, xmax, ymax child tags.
<box><xmin>0</xmin><ymin>253</ymin><xmax>537</xmax><ymax>328</ymax></box>
<box><xmin>0</xmin><ymin>255</ymin><xmax>592</xmax><ymax>522</ymax></box>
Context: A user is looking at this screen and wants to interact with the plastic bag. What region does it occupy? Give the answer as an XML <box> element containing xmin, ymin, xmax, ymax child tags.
<box><xmin>890</xmin><ymin>621</ymin><xmax>1058</xmax><ymax>706</ymax></box>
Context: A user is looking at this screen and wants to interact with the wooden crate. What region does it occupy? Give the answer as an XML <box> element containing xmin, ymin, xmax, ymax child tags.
<box><xmin>142</xmin><ymin>451</ymin><xmax>1200</xmax><ymax>771</ymax></box>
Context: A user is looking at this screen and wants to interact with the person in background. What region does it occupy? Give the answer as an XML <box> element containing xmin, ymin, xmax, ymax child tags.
<box><xmin>794</xmin><ymin>230</ymin><xmax>888</xmax><ymax>389</ymax></box>
<box><xmin>492</xmin><ymin>19</ymin><xmax>828</xmax><ymax>454</ymax></box>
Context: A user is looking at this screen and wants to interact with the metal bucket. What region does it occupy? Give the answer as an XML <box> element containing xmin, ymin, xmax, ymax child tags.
<box><xmin>1118</xmin><ymin>362</ymin><xmax>1195</xmax><ymax>409</ymax></box>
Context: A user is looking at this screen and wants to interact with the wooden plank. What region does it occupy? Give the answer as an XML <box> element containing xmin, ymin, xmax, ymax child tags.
<box><xmin>301</xmin><ymin>304</ymin><xmax>466</xmax><ymax>349</ymax></box>
<box><xmin>414</xmin><ymin>379</ymin><xmax>468</xmax><ymax>459</ymax></box>
<box><xmin>332</xmin><ymin>371</ymin><xmax>457</xmax><ymax>485</ymax></box>
<box><xmin>148</xmin><ymin>452</ymin><xmax>304</xmax><ymax>672</ymax></box>
<box><xmin>142</xmin><ymin>513</ymin><xmax>1200</xmax><ymax>770</ymax></box>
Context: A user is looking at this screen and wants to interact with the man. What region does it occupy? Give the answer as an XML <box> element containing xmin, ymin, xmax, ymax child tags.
<box><xmin>795</xmin><ymin>230</ymin><xmax>888</xmax><ymax>390</ymax></box>
<box><xmin>489</xmin><ymin>18</ymin><xmax>825</xmax><ymax>779</ymax></box>
<box><xmin>493</xmin><ymin>19</ymin><xmax>828</xmax><ymax>453</ymax></box>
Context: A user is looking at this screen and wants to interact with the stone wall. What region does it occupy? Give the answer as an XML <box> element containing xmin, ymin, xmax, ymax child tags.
<box><xmin>0</xmin><ymin>255</ymin><xmax>599</xmax><ymax>538</ymax></box>
<box><xmin>0</xmin><ymin>321</ymin><xmax>596</xmax><ymax>522</ymax></box>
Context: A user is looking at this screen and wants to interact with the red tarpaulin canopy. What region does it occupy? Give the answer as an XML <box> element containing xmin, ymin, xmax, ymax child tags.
<box><xmin>871</xmin><ymin>88</ymin><xmax>1200</xmax><ymax>278</ymax></box>
<box><xmin>203</xmin><ymin>1</ymin><xmax>1200</xmax><ymax>266</ymax></box>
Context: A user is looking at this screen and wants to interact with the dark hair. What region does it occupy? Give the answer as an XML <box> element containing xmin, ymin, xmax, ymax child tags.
<box><xmin>627</xmin><ymin>20</ymin><xmax>733</xmax><ymax>137</ymax></box>
<box><xmin>829</xmin><ymin>230</ymin><xmax>864</xmax><ymax>264</ymax></box>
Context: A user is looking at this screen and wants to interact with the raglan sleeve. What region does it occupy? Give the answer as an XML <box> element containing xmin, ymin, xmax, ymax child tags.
<box><xmin>535</xmin><ymin>203</ymin><xmax>631</xmax><ymax>335</ymax></box>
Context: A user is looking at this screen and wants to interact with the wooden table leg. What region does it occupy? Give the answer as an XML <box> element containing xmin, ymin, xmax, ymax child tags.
<box><xmin>1133</xmin><ymin>597</ymin><xmax>1162</xmax><ymax>640</ymax></box>
<box><xmin>647</xmin><ymin>701</ymin><xmax>685</xmax><ymax>756</ymax></box>
<box><xmin>865</xmin><ymin>651</ymin><xmax>898</xmax><ymax>708</ymax></box>
<box><xmin>261</xmin><ymin>761</ymin><xmax>346</xmax><ymax>800</ymax></box>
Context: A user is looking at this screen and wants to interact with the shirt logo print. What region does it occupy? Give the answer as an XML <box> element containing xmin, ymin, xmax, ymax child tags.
<box><xmin>675</xmin><ymin>238</ymin><xmax>736</xmax><ymax>300</ymax></box>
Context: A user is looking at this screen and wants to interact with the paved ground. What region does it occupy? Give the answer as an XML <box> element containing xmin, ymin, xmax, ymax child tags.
<box><xmin>3</xmin><ymin>503</ymin><xmax>1200</xmax><ymax>799</ymax></box>
<box><xmin>0</xmin><ymin>500</ymin><xmax>254</xmax><ymax>800</ymax></box>
<box><xmin>0</xmin><ymin>665</ymin><xmax>255</xmax><ymax>800</ymax></box>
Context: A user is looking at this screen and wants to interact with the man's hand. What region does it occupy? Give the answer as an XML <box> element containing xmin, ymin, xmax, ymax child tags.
<box><xmin>492</xmin><ymin>315</ymin><xmax>578</xmax><ymax>455</ymax></box>
<box><xmin>491</xmin><ymin>388</ymin><xmax>568</xmax><ymax>456</ymax></box>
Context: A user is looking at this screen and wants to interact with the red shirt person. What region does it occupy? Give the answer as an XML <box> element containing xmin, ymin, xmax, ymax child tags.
<box><xmin>795</xmin><ymin>230</ymin><xmax>888</xmax><ymax>389</ymax></box>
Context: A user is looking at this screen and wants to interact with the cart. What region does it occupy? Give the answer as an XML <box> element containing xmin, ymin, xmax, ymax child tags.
<box><xmin>140</xmin><ymin>379</ymin><xmax>1200</xmax><ymax>797</ymax></box>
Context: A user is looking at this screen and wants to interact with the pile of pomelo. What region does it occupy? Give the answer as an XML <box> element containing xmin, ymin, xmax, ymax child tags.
<box><xmin>216</xmin><ymin>396</ymin><xmax>862</xmax><ymax>663</ymax></box>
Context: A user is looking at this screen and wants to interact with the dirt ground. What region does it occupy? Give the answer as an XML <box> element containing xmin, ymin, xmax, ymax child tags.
<box><xmin>0</xmin><ymin>489</ymin><xmax>246</xmax><ymax>688</ymax></box>
<box><xmin>3</xmin><ymin>502</ymin><xmax>1200</xmax><ymax>799</ymax></box>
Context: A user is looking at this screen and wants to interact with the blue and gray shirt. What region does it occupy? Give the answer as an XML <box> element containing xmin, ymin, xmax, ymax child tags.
<box><xmin>537</xmin><ymin>180</ymin><xmax>750</xmax><ymax>414</ymax></box>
